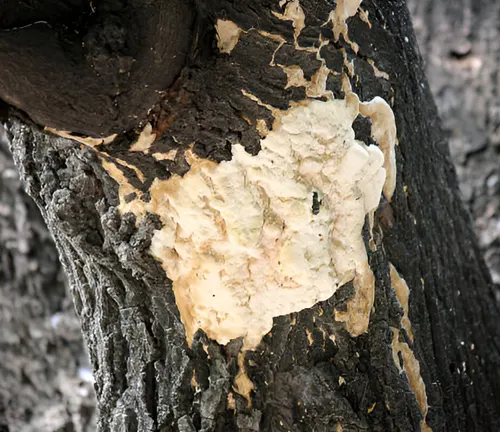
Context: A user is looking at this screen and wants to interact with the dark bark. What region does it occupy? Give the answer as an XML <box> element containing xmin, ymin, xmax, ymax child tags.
<box><xmin>3</xmin><ymin>0</ymin><xmax>500</xmax><ymax>431</ymax></box>
<box><xmin>408</xmin><ymin>0</ymin><xmax>500</xmax><ymax>290</ymax></box>
<box><xmin>0</xmin><ymin>0</ymin><xmax>194</xmax><ymax>136</ymax></box>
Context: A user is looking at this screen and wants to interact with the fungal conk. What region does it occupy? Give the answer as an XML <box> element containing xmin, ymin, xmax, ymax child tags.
<box><xmin>142</xmin><ymin>98</ymin><xmax>386</xmax><ymax>349</ymax></box>
<box><xmin>92</xmin><ymin>0</ymin><xmax>399</xmax><ymax>349</ymax></box>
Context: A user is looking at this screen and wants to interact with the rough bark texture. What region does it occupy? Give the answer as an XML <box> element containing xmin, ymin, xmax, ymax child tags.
<box><xmin>3</xmin><ymin>1</ymin><xmax>500</xmax><ymax>432</ymax></box>
<box><xmin>0</xmin><ymin>126</ymin><xmax>96</xmax><ymax>432</ymax></box>
<box><xmin>408</xmin><ymin>0</ymin><xmax>500</xmax><ymax>290</ymax></box>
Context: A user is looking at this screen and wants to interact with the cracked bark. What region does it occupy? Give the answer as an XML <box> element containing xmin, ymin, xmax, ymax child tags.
<box><xmin>408</xmin><ymin>0</ymin><xmax>500</xmax><ymax>288</ymax></box>
<box><xmin>0</xmin><ymin>126</ymin><xmax>96</xmax><ymax>432</ymax></box>
<box><xmin>2</xmin><ymin>0</ymin><xmax>500</xmax><ymax>431</ymax></box>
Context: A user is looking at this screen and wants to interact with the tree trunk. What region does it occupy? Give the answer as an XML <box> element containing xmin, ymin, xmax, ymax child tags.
<box><xmin>0</xmin><ymin>127</ymin><xmax>96</xmax><ymax>431</ymax></box>
<box><xmin>3</xmin><ymin>0</ymin><xmax>500</xmax><ymax>431</ymax></box>
<box><xmin>408</xmin><ymin>0</ymin><xmax>500</xmax><ymax>288</ymax></box>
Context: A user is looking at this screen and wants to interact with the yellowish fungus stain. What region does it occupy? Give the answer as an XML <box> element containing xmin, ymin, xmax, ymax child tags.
<box><xmin>390</xmin><ymin>264</ymin><xmax>431</xmax><ymax>431</ymax></box>
<box><xmin>272</xmin><ymin>0</ymin><xmax>306</xmax><ymax>44</ymax></box>
<box><xmin>328</xmin><ymin>0</ymin><xmax>363</xmax><ymax>53</ymax></box>
<box><xmin>234</xmin><ymin>352</ymin><xmax>254</xmax><ymax>407</ymax></box>
<box><xmin>46</xmin><ymin>127</ymin><xmax>117</xmax><ymax>147</ymax></box>
<box><xmin>129</xmin><ymin>123</ymin><xmax>156</xmax><ymax>153</ymax></box>
<box><xmin>390</xmin><ymin>263</ymin><xmax>414</xmax><ymax>341</ymax></box>
<box><xmin>215</xmin><ymin>20</ymin><xmax>243</xmax><ymax>54</ymax></box>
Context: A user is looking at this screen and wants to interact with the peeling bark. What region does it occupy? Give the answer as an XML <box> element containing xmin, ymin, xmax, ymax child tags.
<box><xmin>3</xmin><ymin>0</ymin><xmax>500</xmax><ymax>431</ymax></box>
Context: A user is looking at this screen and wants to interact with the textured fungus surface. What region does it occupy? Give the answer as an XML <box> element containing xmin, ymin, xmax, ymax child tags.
<box><xmin>87</xmin><ymin>0</ymin><xmax>400</xmax><ymax>349</ymax></box>
<box><xmin>104</xmin><ymin>99</ymin><xmax>387</xmax><ymax>348</ymax></box>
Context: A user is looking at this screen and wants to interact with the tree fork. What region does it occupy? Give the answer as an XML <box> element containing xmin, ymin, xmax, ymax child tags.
<box><xmin>0</xmin><ymin>0</ymin><xmax>194</xmax><ymax>136</ymax></box>
<box><xmin>3</xmin><ymin>0</ymin><xmax>500</xmax><ymax>431</ymax></box>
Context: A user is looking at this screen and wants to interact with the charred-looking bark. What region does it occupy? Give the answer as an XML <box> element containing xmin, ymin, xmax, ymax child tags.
<box><xmin>3</xmin><ymin>0</ymin><xmax>500</xmax><ymax>431</ymax></box>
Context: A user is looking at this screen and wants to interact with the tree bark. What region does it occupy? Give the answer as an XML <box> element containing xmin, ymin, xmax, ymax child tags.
<box><xmin>3</xmin><ymin>0</ymin><xmax>500</xmax><ymax>431</ymax></box>
<box><xmin>0</xmin><ymin>0</ymin><xmax>193</xmax><ymax>136</ymax></box>
<box><xmin>408</xmin><ymin>0</ymin><xmax>500</xmax><ymax>288</ymax></box>
<box><xmin>0</xmin><ymin>126</ymin><xmax>96</xmax><ymax>432</ymax></box>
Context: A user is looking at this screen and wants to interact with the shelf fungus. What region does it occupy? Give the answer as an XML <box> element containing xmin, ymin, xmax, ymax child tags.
<box><xmin>100</xmin><ymin>97</ymin><xmax>392</xmax><ymax>349</ymax></box>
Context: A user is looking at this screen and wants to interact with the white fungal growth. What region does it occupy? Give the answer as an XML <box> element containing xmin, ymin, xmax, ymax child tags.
<box><xmin>390</xmin><ymin>263</ymin><xmax>414</xmax><ymax>341</ymax></box>
<box><xmin>279</xmin><ymin>63</ymin><xmax>333</xmax><ymax>99</ymax></box>
<box><xmin>389</xmin><ymin>264</ymin><xmax>431</xmax><ymax>431</ymax></box>
<box><xmin>359</xmin><ymin>97</ymin><xmax>397</xmax><ymax>201</ymax></box>
<box><xmin>342</xmin><ymin>75</ymin><xmax>398</xmax><ymax>201</ymax></box>
<box><xmin>280</xmin><ymin>65</ymin><xmax>309</xmax><ymax>89</ymax></box>
<box><xmin>368</xmin><ymin>59</ymin><xmax>390</xmax><ymax>80</ymax></box>
<box><xmin>153</xmin><ymin>150</ymin><xmax>177</xmax><ymax>161</ymax></box>
<box><xmin>391</xmin><ymin>328</ymin><xmax>431</xmax><ymax>430</ymax></box>
<box><xmin>358</xmin><ymin>8</ymin><xmax>372</xmax><ymax>28</ymax></box>
<box><xmin>100</xmin><ymin>99</ymin><xmax>386</xmax><ymax>349</ymax></box>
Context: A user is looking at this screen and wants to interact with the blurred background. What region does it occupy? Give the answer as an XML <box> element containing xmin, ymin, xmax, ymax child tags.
<box><xmin>1</xmin><ymin>1</ymin><xmax>499</xmax><ymax>430</ymax></box>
